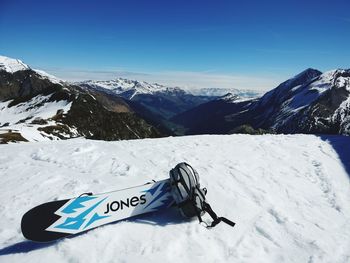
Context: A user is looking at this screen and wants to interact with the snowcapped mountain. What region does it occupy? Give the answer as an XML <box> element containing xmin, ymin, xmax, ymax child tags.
<box><xmin>172</xmin><ymin>68</ymin><xmax>350</xmax><ymax>135</ymax></box>
<box><xmin>0</xmin><ymin>55</ymin><xmax>30</xmax><ymax>73</ymax></box>
<box><xmin>0</xmin><ymin>55</ymin><xmax>166</xmax><ymax>143</ymax></box>
<box><xmin>78</xmin><ymin>78</ymin><xmax>182</xmax><ymax>99</ymax></box>
<box><xmin>77</xmin><ymin>79</ymin><xmax>215</xmax><ymax>120</ymax></box>
<box><xmin>251</xmin><ymin>68</ymin><xmax>350</xmax><ymax>134</ymax></box>
<box><xmin>2</xmin><ymin>55</ymin><xmax>349</xmax><ymax>141</ymax></box>
<box><xmin>77</xmin><ymin>79</ymin><xmax>261</xmax><ymax>120</ymax></box>
<box><xmin>33</xmin><ymin>69</ymin><xmax>65</xmax><ymax>85</ymax></box>
<box><xmin>218</xmin><ymin>92</ymin><xmax>256</xmax><ymax>103</ymax></box>
<box><xmin>0</xmin><ymin>55</ymin><xmax>65</xmax><ymax>85</ymax></box>
<box><xmin>0</xmin><ymin>134</ymin><xmax>349</xmax><ymax>262</ymax></box>
<box><xmin>188</xmin><ymin>87</ymin><xmax>262</xmax><ymax>98</ymax></box>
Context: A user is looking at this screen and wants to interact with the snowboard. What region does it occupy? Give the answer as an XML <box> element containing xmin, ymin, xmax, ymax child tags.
<box><xmin>21</xmin><ymin>179</ymin><xmax>174</xmax><ymax>242</ymax></box>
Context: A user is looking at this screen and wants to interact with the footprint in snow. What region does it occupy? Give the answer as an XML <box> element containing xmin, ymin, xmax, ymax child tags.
<box><xmin>110</xmin><ymin>158</ymin><xmax>130</xmax><ymax>176</ymax></box>
<box><xmin>311</xmin><ymin>160</ymin><xmax>341</xmax><ymax>212</ymax></box>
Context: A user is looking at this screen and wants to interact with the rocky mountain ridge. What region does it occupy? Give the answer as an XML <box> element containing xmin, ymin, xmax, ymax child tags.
<box><xmin>1</xmin><ymin>55</ymin><xmax>349</xmax><ymax>143</ymax></box>
<box><xmin>0</xmin><ymin>56</ymin><xmax>166</xmax><ymax>142</ymax></box>
<box><xmin>77</xmin><ymin>79</ymin><xmax>216</xmax><ymax>120</ymax></box>
<box><xmin>172</xmin><ymin>68</ymin><xmax>350</xmax><ymax>135</ymax></box>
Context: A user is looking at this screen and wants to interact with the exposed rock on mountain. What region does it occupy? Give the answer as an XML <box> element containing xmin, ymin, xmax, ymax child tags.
<box><xmin>172</xmin><ymin>68</ymin><xmax>350</xmax><ymax>135</ymax></box>
<box><xmin>0</xmin><ymin>56</ymin><xmax>166</xmax><ymax>142</ymax></box>
<box><xmin>77</xmin><ymin>79</ymin><xmax>215</xmax><ymax>119</ymax></box>
<box><xmin>2</xmin><ymin>55</ymin><xmax>348</xmax><ymax>140</ymax></box>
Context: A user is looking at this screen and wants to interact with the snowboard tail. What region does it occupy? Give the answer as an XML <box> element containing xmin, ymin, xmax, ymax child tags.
<box><xmin>21</xmin><ymin>199</ymin><xmax>71</xmax><ymax>242</ymax></box>
<box><xmin>21</xmin><ymin>179</ymin><xmax>173</xmax><ymax>242</ymax></box>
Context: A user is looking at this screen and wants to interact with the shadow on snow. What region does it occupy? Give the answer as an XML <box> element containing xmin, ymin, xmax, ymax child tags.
<box><xmin>318</xmin><ymin>135</ymin><xmax>350</xmax><ymax>178</ymax></box>
<box><xmin>0</xmin><ymin>207</ymin><xmax>186</xmax><ymax>256</ymax></box>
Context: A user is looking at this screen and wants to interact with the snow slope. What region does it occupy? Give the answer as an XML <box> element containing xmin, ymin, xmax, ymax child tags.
<box><xmin>33</xmin><ymin>69</ymin><xmax>65</xmax><ymax>85</ymax></box>
<box><xmin>0</xmin><ymin>55</ymin><xmax>30</xmax><ymax>73</ymax></box>
<box><xmin>0</xmin><ymin>94</ymin><xmax>73</xmax><ymax>142</ymax></box>
<box><xmin>270</xmin><ymin>69</ymin><xmax>350</xmax><ymax>130</ymax></box>
<box><xmin>0</xmin><ymin>134</ymin><xmax>349</xmax><ymax>263</ymax></box>
<box><xmin>279</xmin><ymin>70</ymin><xmax>346</xmax><ymax>114</ymax></box>
<box><xmin>0</xmin><ymin>55</ymin><xmax>64</xmax><ymax>84</ymax></box>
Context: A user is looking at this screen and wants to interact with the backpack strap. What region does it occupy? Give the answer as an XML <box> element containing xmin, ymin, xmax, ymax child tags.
<box><xmin>169</xmin><ymin>162</ymin><xmax>236</xmax><ymax>228</ymax></box>
<box><xmin>191</xmin><ymin>185</ymin><xmax>235</xmax><ymax>228</ymax></box>
<box><xmin>202</xmin><ymin>202</ymin><xmax>236</xmax><ymax>228</ymax></box>
<box><xmin>194</xmin><ymin>196</ymin><xmax>235</xmax><ymax>228</ymax></box>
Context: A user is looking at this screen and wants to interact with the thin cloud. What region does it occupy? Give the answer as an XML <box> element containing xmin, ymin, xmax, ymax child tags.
<box><xmin>152</xmin><ymin>71</ymin><xmax>285</xmax><ymax>91</ymax></box>
<box><xmin>44</xmin><ymin>67</ymin><xmax>285</xmax><ymax>92</ymax></box>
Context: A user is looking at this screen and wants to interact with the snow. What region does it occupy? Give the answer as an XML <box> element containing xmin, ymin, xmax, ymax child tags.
<box><xmin>219</xmin><ymin>93</ymin><xmax>240</xmax><ymax>103</ymax></box>
<box><xmin>333</xmin><ymin>95</ymin><xmax>350</xmax><ymax>134</ymax></box>
<box><xmin>78</xmin><ymin>78</ymin><xmax>181</xmax><ymax>99</ymax></box>
<box><xmin>274</xmin><ymin>69</ymin><xmax>350</xmax><ymax>128</ymax></box>
<box><xmin>0</xmin><ymin>94</ymin><xmax>72</xmax><ymax>141</ymax></box>
<box><xmin>0</xmin><ymin>95</ymin><xmax>71</xmax><ymax>126</ymax></box>
<box><xmin>0</xmin><ymin>56</ymin><xmax>64</xmax><ymax>85</ymax></box>
<box><xmin>219</xmin><ymin>93</ymin><xmax>256</xmax><ymax>103</ymax></box>
<box><xmin>0</xmin><ymin>55</ymin><xmax>30</xmax><ymax>73</ymax></box>
<box><xmin>0</xmin><ymin>134</ymin><xmax>349</xmax><ymax>262</ymax></box>
<box><xmin>189</xmin><ymin>87</ymin><xmax>262</xmax><ymax>98</ymax></box>
<box><xmin>79</xmin><ymin>79</ymin><xmax>262</xmax><ymax>100</ymax></box>
<box><xmin>33</xmin><ymin>69</ymin><xmax>64</xmax><ymax>85</ymax></box>
<box><xmin>288</xmin><ymin>71</ymin><xmax>335</xmax><ymax>111</ymax></box>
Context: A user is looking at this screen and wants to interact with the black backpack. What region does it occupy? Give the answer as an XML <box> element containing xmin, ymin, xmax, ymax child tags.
<box><xmin>169</xmin><ymin>162</ymin><xmax>235</xmax><ymax>228</ymax></box>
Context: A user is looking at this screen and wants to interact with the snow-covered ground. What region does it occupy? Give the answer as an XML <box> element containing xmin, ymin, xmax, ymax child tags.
<box><xmin>0</xmin><ymin>94</ymin><xmax>73</xmax><ymax>142</ymax></box>
<box><xmin>0</xmin><ymin>134</ymin><xmax>349</xmax><ymax>263</ymax></box>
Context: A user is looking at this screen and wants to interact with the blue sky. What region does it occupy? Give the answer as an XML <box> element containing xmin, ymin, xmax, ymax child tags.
<box><xmin>0</xmin><ymin>0</ymin><xmax>349</xmax><ymax>90</ymax></box>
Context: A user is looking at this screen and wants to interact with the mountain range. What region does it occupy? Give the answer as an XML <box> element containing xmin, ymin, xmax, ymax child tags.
<box><xmin>77</xmin><ymin>79</ymin><xmax>215</xmax><ymax>120</ymax></box>
<box><xmin>78</xmin><ymin>79</ymin><xmax>260</xmax><ymax>119</ymax></box>
<box><xmin>0</xmin><ymin>56</ymin><xmax>166</xmax><ymax>142</ymax></box>
<box><xmin>0</xmin><ymin>55</ymin><xmax>349</xmax><ymax>143</ymax></box>
<box><xmin>172</xmin><ymin>68</ymin><xmax>350</xmax><ymax>135</ymax></box>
